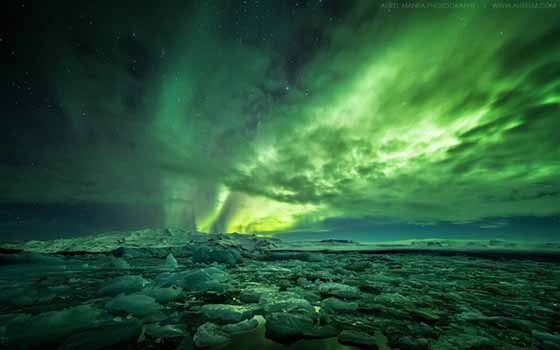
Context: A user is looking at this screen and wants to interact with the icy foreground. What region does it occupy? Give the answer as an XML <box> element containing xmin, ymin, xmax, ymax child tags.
<box><xmin>0</xmin><ymin>229</ymin><xmax>559</xmax><ymax>349</ymax></box>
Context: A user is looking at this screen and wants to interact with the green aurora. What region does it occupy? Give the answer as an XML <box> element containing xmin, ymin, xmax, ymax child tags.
<box><xmin>1</xmin><ymin>0</ymin><xmax>559</xmax><ymax>238</ymax></box>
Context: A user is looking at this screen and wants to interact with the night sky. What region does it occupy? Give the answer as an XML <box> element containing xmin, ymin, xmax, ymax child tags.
<box><xmin>1</xmin><ymin>0</ymin><xmax>559</xmax><ymax>241</ymax></box>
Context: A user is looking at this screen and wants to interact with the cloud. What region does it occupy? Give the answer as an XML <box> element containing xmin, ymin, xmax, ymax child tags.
<box><xmin>226</xmin><ymin>4</ymin><xmax>560</xmax><ymax>228</ymax></box>
<box><xmin>2</xmin><ymin>1</ymin><xmax>559</xmax><ymax>235</ymax></box>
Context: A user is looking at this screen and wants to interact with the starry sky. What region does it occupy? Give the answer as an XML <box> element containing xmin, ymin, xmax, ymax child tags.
<box><xmin>1</xmin><ymin>0</ymin><xmax>559</xmax><ymax>241</ymax></box>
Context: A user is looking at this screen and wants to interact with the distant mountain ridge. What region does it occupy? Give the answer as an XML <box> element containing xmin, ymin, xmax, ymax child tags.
<box><xmin>1</xmin><ymin>228</ymin><xmax>559</xmax><ymax>255</ymax></box>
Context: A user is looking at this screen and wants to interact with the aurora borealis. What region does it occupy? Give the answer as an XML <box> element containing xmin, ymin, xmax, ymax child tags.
<box><xmin>1</xmin><ymin>0</ymin><xmax>559</xmax><ymax>240</ymax></box>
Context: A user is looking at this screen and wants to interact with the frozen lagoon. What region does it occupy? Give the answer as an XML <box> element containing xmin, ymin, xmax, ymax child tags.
<box><xmin>1</xmin><ymin>229</ymin><xmax>559</xmax><ymax>349</ymax></box>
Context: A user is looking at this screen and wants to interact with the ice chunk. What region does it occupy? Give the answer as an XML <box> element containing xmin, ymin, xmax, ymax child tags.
<box><xmin>338</xmin><ymin>330</ymin><xmax>377</xmax><ymax>347</ymax></box>
<box><xmin>145</xmin><ymin>286</ymin><xmax>183</xmax><ymax>303</ymax></box>
<box><xmin>260</xmin><ymin>292</ymin><xmax>316</xmax><ymax>317</ymax></box>
<box><xmin>318</xmin><ymin>282</ymin><xmax>360</xmax><ymax>299</ymax></box>
<box><xmin>192</xmin><ymin>246</ymin><xmax>243</xmax><ymax>266</ymax></box>
<box><xmin>97</xmin><ymin>275</ymin><xmax>148</xmax><ymax>296</ymax></box>
<box><xmin>200</xmin><ymin>304</ymin><xmax>255</xmax><ymax>324</ymax></box>
<box><xmin>155</xmin><ymin>267</ymin><xmax>232</xmax><ymax>293</ymax></box>
<box><xmin>239</xmin><ymin>284</ymin><xmax>279</xmax><ymax>303</ymax></box>
<box><xmin>193</xmin><ymin>322</ymin><xmax>231</xmax><ymax>348</ymax></box>
<box><xmin>321</xmin><ymin>297</ymin><xmax>358</xmax><ymax>313</ymax></box>
<box><xmin>105</xmin><ymin>256</ymin><xmax>131</xmax><ymax>269</ymax></box>
<box><xmin>4</xmin><ymin>305</ymin><xmax>103</xmax><ymax>346</ymax></box>
<box><xmin>222</xmin><ymin>318</ymin><xmax>259</xmax><ymax>335</ymax></box>
<box><xmin>264</xmin><ymin>312</ymin><xmax>314</xmax><ymax>342</ymax></box>
<box><xmin>165</xmin><ymin>253</ymin><xmax>179</xmax><ymax>269</ymax></box>
<box><xmin>144</xmin><ymin>323</ymin><xmax>187</xmax><ymax>340</ymax></box>
<box><xmin>105</xmin><ymin>293</ymin><xmax>161</xmax><ymax>317</ymax></box>
<box><xmin>398</xmin><ymin>335</ymin><xmax>431</xmax><ymax>350</ymax></box>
